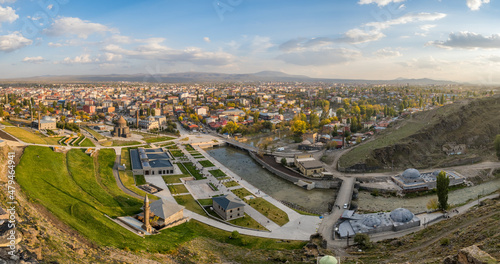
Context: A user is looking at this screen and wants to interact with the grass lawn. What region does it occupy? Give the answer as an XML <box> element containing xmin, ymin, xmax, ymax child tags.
<box><xmin>0</xmin><ymin>121</ymin><xmax>13</xmax><ymax>126</ymax></box>
<box><xmin>112</xmin><ymin>140</ymin><xmax>141</xmax><ymax>146</ymax></box>
<box><xmin>223</xmin><ymin>181</ymin><xmax>240</xmax><ymax>188</ymax></box>
<box><xmin>16</xmin><ymin>146</ymin><xmax>305</xmax><ymax>253</ymax></box>
<box><xmin>173</xmin><ymin>194</ymin><xmax>206</xmax><ymax>215</ymax></box>
<box><xmin>182</xmin><ymin>162</ymin><xmax>204</xmax><ymax>180</ymax></box>
<box><xmin>3</xmin><ymin>127</ymin><xmax>47</xmax><ymax>144</ymax></box>
<box><xmin>232</xmin><ymin>188</ymin><xmax>289</xmax><ymax>226</ymax></box>
<box><xmin>79</xmin><ymin>138</ymin><xmax>95</xmax><ymax>147</ymax></box>
<box><xmin>199</xmin><ymin>160</ymin><xmax>215</xmax><ymax>167</ymax></box>
<box><xmin>167</xmin><ymin>184</ymin><xmax>189</xmax><ymax>194</ymax></box>
<box><xmin>83</xmin><ymin>126</ymin><xmax>106</xmax><ymax>140</ymax></box>
<box><xmin>134</xmin><ymin>175</ymin><xmax>147</xmax><ymax>185</ymax></box>
<box><xmin>229</xmin><ymin>213</ymin><xmax>268</xmax><ymax>231</ymax></box>
<box><xmin>170</xmin><ymin>150</ymin><xmax>185</xmax><ymax>157</ymax></box>
<box><xmin>184</xmin><ymin>144</ymin><xmax>195</xmax><ymax>151</ymax></box>
<box><xmin>119</xmin><ymin>171</ymin><xmax>158</xmax><ymax>200</ymax></box>
<box><xmin>209</xmin><ymin>169</ymin><xmax>227</xmax><ymax>178</ymax></box>
<box><xmin>197</xmin><ymin>198</ymin><xmax>213</xmax><ymax>206</ymax></box>
<box><xmin>145</xmin><ymin>136</ymin><xmax>175</xmax><ymax>144</ymax></box>
<box><xmin>159</xmin><ymin>141</ymin><xmax>175</xmax><ymax>147</ymax></box>
<box><xmin>189</xmin><ymin>151</ymin><xmax>202</xmax><ymax>156</ymax></box>
<box><xmin>162</xmin><ymin>174</ymin><xmax>190</xmax><ymax>184</ymax></box>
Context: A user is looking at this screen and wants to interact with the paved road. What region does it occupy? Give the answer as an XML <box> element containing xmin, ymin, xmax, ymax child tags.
<box><xmin>317</xmin><ymin>177</ymin><xmax>355</xmax><ymax>248</ymax></box>
<box><xmin>111</xmin><ymin>150</ymin><xmax>143</xmax><ymax>200</ymax></box>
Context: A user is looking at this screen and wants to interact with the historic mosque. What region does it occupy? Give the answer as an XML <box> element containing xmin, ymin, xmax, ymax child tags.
<box><xmin>337</xmin><ymin>208</ymin><xmax>420</xmax><ymax>238</ymax></box>
<box><xmin>391</xmin><ymin>168</ymin><xmax>465</xmax><ymax>193</ymax></box>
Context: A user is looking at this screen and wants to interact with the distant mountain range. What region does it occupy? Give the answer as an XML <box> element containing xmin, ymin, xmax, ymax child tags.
<box><xmin>0</xmin><ymin>71</ymin><xmax>459</xmax><ymax>85</ymax></box>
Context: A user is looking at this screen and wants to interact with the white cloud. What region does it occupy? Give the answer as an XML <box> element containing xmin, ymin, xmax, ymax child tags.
<box><xmin>47</xmin><ymin>4</ymin><xmax>53</xmax><ymax>10</ymax></box>
<box><xmin>466</xmin><ymin>0</ymin><xmax>490</xmax><ymax>11</ymax></box>
<box><xmin>48</xmin><ymin>42</ymin><xmax>63</xmax><ymax>47</ymax></box>
<box><xmin>429</xmin><ymin>31</ymin><xmax>500</xmax><ymax>49</ymax></box>
<box><xmin>279</xmin><ymin>12</ymin><xmax>446</xmax><ymax>49</ymax></box>
<box><xmin>277</xmin><ymin>47</ymin><xmax>361</xmax><ymax>66</ymax></box>
<box><xmin>0</xmin><ymin>0</ymin><xmax>16</xmax><ymax>3</ymax></box>
<box><xmin>399</xmin><ymin>56</ymin><xmax>447</xmax><ymax>70</ymax></box>
<box><xmin>420</xmin><ymin>24</ymin><xmax>436</xmax><ymax>31</ymax></box>
<box><xmin>0</xmin><ymin>5</ymin><xmax>18</xmax><ymax>25</ymax></box>
<box><xmin>250</xmin><ymin>35</ymin><xmax>274</xmax><ymax>53</ymax></box>
<box><xmin>203</xmin><ymin>37</ymin><xmax>211</xmax><ymax>43</ymax></box>
<box><xmin>358</xmin><ymin>0</ymin><xmax>405</xmax><ymax>7</ymax></box>
<box><xmin>373</xmin><ymin>48</ymin><xmax>402</xmax><ymax>57</ymax></box>
<box><xmin>0</xmin><ymin>32</ymin><xmax>32</xmax><ymax>52</ymax></box>
<box><xmin>45</xmin><ymin>17</ymin><xmax>117</xmax><ymax>39</ymax></box>
<box><xmin>102</xmin><ymin>52</ymin><xmax>122</xmax><ymax>62</ymax></box>
<box><xmin>103</xmin><ymin>38</ymin><xmax>234</xmax><ymax>66</ymax></box>
<box><xmin>23</xmin><ymin>56</ymin><xmax>45</xmax><ymax>63</ymax></box>
<box><xmin>61</xmin><ymin>54</ymin><xmax>99</xmax><ymax>64</ymax></box>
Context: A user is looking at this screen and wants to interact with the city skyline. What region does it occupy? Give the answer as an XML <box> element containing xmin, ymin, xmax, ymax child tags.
<box><xmin>1</xmin><ymin>0</ymin><xmax>500</xmax><ymax>83</ymax></box>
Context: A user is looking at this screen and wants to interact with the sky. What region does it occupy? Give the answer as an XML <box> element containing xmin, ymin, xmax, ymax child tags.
<box><xmin>0</xmin><ymin>0</ymin><xmax>500</xmax><ymax>83</ymax></box>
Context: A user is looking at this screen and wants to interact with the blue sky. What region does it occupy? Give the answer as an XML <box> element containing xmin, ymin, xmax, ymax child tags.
<box><xmin>0</xmin><ymin>0</ymin><xmax>499</xmax><ymax>83</ymax></box>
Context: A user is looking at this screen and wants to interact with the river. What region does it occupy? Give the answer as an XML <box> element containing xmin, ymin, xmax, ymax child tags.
<box><xmin>358</xmin><ymin>177</ymin><xmax>500</xmax><ymax>213</ymax></box>
<box><xmin>205</xmin><ymin>146</ymin><xmax>336</xmax><ymax>212</ymax></box>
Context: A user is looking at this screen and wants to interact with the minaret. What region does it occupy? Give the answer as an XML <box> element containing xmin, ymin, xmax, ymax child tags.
<box><xmin>142</xmin><ymin>195</ymin><xmax>152</xmax><ymax>233</ymax></box>
<box><xmin>136</xmin><ymin>109</ymin><xmax>139</xmax><ymax>129</ymax></box>
<box><xmin>38</xmin><ymin>111</ymin><xmax>41</xmax><ymax>130</ymax></box>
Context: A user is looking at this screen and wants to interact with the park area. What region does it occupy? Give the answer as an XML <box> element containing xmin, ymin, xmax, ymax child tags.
<box><xmin>15</xmin><ymin>146</ymin><xmax>305</xmax><ymax>252</ymax></box>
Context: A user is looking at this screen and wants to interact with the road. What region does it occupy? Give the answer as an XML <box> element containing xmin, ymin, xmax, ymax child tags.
<box><xmin>317</xmin><ymin>177</ymin><xmax>355</xmax><ymax>248</ymax></box>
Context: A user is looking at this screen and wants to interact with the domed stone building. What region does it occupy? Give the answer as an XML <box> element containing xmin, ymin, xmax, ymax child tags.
<box><xmin>111</xmin><ymin>116</ymin><xmax>131</xmax><ymax>138</ymax></box>
<box><xmin>337</xmin><ymin>207</ymin><xmax>420</xmax><ymax>238</ymax></box>
<box><xmin>391</xmin><ymin>168</ymin><xmax>465</xmax><ymax>193</ymax></box>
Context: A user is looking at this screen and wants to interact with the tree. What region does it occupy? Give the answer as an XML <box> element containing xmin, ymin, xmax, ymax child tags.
<box><xmin>426</xmin><ymin>198</ymin><xmax>438</xmax><ymax>210</ymax></box>
<box><xmin>291</xmin><ymin>120</ymin><xmax>307</xmax><ymax>136</ymax></box>
<box><xmin>281</xmin><ymin>157</ymin><xmax>287</xmax><ymax>166</ymax></box>
<box><xmin>354</xmin><ymin>233</ymin><xmax>372</xmax><ymax>249</ymax></box>
<box><xmin>436</xmin><ymin>171</ymin><xmax>450</xmax><ymax>211</ymax></box>
<box><xmin>222</xmin><ymin>121</ymin><xmax>239</xmax><ymax>135</ymax></box>
<box><xmin>494</xmin><ymin>134</ymin><xmax>500</xmax><ymax>160</ymax></box>
<box><xmin>309</xmin><ymin>113</ymin><xmax>319</xmax><ymax>129</ymax></box>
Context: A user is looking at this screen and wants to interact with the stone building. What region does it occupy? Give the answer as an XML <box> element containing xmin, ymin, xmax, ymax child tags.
<box><xmin>32</xmin><ymin>115</ymin><xmax>57</xmax><ymax>130</ymax></box>
<box><xmin>294</xmin><ymin>154</ymin><xmax>325</xmax><ymax>177</ymax></box>
<box><xmin>391</xmin><ymin>168</ymin><xmax>465</xmax><ymax>193</ymax></box>
<box><xmin>212</xmin><ymin>195</ymin><xmax>245</xmax><ymax>220</ymax></box>
<box><xmin>111</xmin><ymin>116</ymin><xmax>131</xmax><ymax>138</ymax></box>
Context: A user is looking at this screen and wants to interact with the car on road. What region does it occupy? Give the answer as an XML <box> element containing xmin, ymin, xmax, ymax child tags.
<box><xmin>343</xmin><ymin>203</ymin><xmax>348</xmax><ymax>209</ymax></box>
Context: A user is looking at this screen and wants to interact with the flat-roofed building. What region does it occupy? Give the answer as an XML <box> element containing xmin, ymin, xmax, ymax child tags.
<box><xmin>130</xmin><ymin>147</ymin><xmax>174</xmax><ymax>176</ymax></box>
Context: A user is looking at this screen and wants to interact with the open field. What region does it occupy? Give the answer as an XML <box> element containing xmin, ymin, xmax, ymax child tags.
<box><xmin>223</xmin><ymin>181</ymin><xmax>240</xmax><ymax>188</ymax></box>
<box><xmin>16</xmin><ymin>146</ymin><xmax>305</xmax><ymax>253</ymax></box>
<box><xmin>168</xmin><ymin>184</ymin><xmax>189</xmax><ymax>194</ymax></box>
<box><xmin>170</xmin><ymin>150</ymin><xmax>185</xmax><ymax>157</ymax></box>
<box><xmin>3</xmin><ymin>127</ymin><xmax>48</xmax><ymax>144</ymax></box>
<box><xmin>231</xmin><ymin>188</ymin><xmax>289</xmax><ymax>226</ymax></box>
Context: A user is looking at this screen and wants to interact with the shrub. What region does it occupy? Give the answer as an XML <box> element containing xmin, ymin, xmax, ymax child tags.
<box><xmin>354</xmin><ymin>233</ymin><xmax>372</xmax><ymax>249</ymax></box>
<box><xmin>440</xmin><ymin>238</ymin><xmax>450</xmax><ymax>246</ymax></box>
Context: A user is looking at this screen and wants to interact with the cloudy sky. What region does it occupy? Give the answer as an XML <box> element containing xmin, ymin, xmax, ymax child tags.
<box><xmin>0</xmin><ymin>0</ymin><xmax>499</xmax><ymax>83</ymax></box>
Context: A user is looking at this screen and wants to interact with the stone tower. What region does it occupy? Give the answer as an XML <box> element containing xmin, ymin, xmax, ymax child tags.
<box><xmin>38</xmin><ymin>111</ymin><xmax>41</xmax><ymax>130</ymax></box>
<box><xmin>142</xmin><ymin>195</ymin><xmax>152</xmax><ymax>233</ymax></box>
<box><xmin>136</xmin><ymin>109</ymin><xmax>139</xmax><ymax>128</ymax></box>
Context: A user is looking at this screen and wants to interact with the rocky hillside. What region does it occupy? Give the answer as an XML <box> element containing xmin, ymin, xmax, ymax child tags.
<box><xmin>340</xmin><ymin>95</ymin><xmax>500</xmax><ymax>171</ymax></box>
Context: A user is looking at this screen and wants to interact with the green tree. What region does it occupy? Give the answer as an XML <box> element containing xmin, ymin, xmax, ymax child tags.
<box><xmin>336</xmin><ymin>108</ymin><xmax>345</xmax><ymax>119</ymax></box>
<box><xmin>309</xmin><ymin>113</ymin><xmax>319</xmax><ymax>129</ymax></box>
<box><xmin>291</xmin><ymin>120</ymin><xmax>307</xmax><ymax>136</ymax></box>
<box><xmin>494</xmin><ymin>134</ymin><xmax>500</xmax><ymax>160</ymax></box>
<box><xmin>223</xmin><ymin>121</ymin><xmax>239</xmax><ymax>135</ymax></box>
<box><xmin>436</xmin><ymin>171</ymin><xmax>450</xmax><ymax>211</ymax></box>
<box><xmin>281</xmin><ymin>157</ymin><xmax>287</xmax><ymax>166</ymax></box>
<box><xmin>354</xmin><ymin>233</ymin><xmax>372</xmax><ymax>249</ymax></box>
